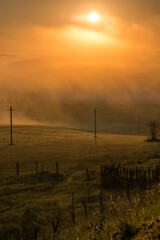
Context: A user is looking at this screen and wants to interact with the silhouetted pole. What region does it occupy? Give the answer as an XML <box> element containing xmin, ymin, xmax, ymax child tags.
<box><xmin>138</xmin><ymin>115</ymin><xmax>141</xmax><ymax>135</ymax></box>
<box><xmin>95</xmin><ymin>108</ymin><xmax>97</xmax><ymax>143</ymax></box>
<box><xmin>10</xmin><ymin>105</ymin><xmax>13</xmax><ymax>145</ymax></box>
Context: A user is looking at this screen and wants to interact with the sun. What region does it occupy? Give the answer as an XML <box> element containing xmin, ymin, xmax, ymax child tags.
<box><xmin>88</xmin><ymin>12</ymin><xmax>99</xmax><ymax>23</ymax></box>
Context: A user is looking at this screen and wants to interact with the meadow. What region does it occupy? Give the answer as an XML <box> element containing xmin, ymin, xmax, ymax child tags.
<box><xmin>1</xmin><ymin>125</ymin><xmax>160</xmax><ymax>239</ymax></box>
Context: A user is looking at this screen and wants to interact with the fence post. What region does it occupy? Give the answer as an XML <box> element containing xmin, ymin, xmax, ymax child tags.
<box><xmin>82</xmin><ymin>197</ymin><xmax>87</xmax><ymax>218</ymax></box>
<box><xmin>56</xmin><ymin>162</ymin><xmax>59</xmax><ymax>175</ymax></box>
<box><xmin>104</xmin><ymin>165</ymin><xmax>107</xmax><ymax>177</ymax></box>
<box><xmin>148</xmin><ymin>168</ymin><xmax>150</xmax><ymax>181</ymax></box>
<box><xmin>119</xmin><ymin>163</ymin><xmax>121</xmax><ymax>176</ymax></box>
<box><xmin>86</xmin><ymin>168</ymin><xmax>90</xmax><ymax>181</ymax></box>
<box><xmin>126</xmin><ymin>187</ymin><xmax>130</xmax><ymax>200</ymax></box>
<box><xmin>52</xmin><ymin>221</ymin><xmax>60</xmax><ymax>237</ymax></box>
<box><xmin>139</xmin><ymin>169</ymin><xmax>141</xmax><ymax>181</ymax></box>
<box><xmin>71</xmin><ymin>193</ymin><xmax>75</xmax><ymax>224</ymax></box>
<box><xmin>136</xmin><ymin>167</ymin><xmax>138</xmax><ymax>181</ymax></box>
<box><xmin>130</xmin><ymin>170</ymin><xmax>133</xmax><ymax>182</ymax></box>
<box><xmin>156</xmin><ymin>166</ymin><xmax>159</xmax><ymax>181</ymax></box>
<box><xmin>16</xmin><ymin>162</ymin><xmax>19</xmax><ymax>176</ymax></box>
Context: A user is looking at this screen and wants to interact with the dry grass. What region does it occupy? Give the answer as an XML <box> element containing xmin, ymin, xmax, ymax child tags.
<box><xmin>1</xmin><ymin>125</ymin><xmax>160</xmax><ymax>239</ymax></box>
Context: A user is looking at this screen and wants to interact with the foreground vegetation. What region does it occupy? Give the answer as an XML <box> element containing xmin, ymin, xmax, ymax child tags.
<box><xmin>1</xmin><ymin>125</ymin><xmax>160</xmax><ymax>239</ymax></box>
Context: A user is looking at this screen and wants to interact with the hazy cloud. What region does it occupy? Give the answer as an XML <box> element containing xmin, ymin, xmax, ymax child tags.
<box><xmin>0</xmin><ymin>0</ymin><xmax>160</xmax><ymax>124</ymax></box>
<box><xmin>0</xmin><ymin>0</ymin><xmax>160</xmax><ymax>28</ymax></box>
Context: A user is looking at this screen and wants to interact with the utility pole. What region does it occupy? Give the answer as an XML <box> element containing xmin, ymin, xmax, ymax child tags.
<box><xmin>95</xmin><ymin>108</ymin><xmax>97</xmax><ymax>143</ymax></box>
<box><xmin>9</xmin><ymin>105</ymin><xmax>13</xmax><ymax>145</ymax></box>
<box><xmin>138</xmin><ymin>115</ymin><xmax>141</xmax><ymax>135</ymax></box>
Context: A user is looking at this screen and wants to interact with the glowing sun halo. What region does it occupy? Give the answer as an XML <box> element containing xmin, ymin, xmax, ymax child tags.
<box><xmin>88</xmin><ymin>12</ymin><xmax>99</xmax><ymax>22</ymax></box>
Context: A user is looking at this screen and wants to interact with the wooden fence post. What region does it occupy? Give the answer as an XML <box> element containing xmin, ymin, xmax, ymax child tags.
<box><xmin>104</xmin><ymin>165</ymin><xmax>107</xmax><ymax>177</ymax></box>
<box><xmin>16</xmin><ymin>162</ymin><xmax>19</xmax><ymax>176</ymax></box>
<box><xmin>139</xmin><ymin>169</ymin><xmax>141</xmax><ymax>181</ymax></box>
<box><xmin>52</xmin><ymin>221</ymin><xmax>60</xmax><ymax>236</ymax></box>
<box><xmin>126</xmin><ymin>187</ymin><xmax>130</xmax><ymax>200</ymax></box>
<box><xmin>148</xmin><ymin>168</ymin><xmax>150</xmax><ymax>181</ymax></box>
<box><xmin>71</xmin><ymin>193</ymin><xmax>75</xmax><ymax>224</ymax></box>
<box><xmin>82</xmin><ymin>197</ymin><xmax>87</xmax><ymax>218</ymax></box>
<box><xmin>144</xmin><ymin>171</ymin><xmax>146</xmax><ymax>182</ymax></box>
<box><xmin>136</xmin><ymin>167</ymin><xmax>138</xmax><ymax>181</ymax></box>
<box><xmin>130</xmin><ymin>170</ymin><xmax>133</xmax><ymax>182</ymax></box>
<box><xmin>56</xmin><ymin>162</ymin><xmax>59</xmax><ymax>175</ymax></box>
<box><xmin>119</xmin><ymin>163</ymin><xmax>122</xmax><ymax>176</ymax></box>
<box><xmin>86</xmin><ymin>168</ymin><xmax>90</xmax><ymax>181</ymax></box>
<box><xmin>156</xmin><ymin>166</ymin><xmax>159</xmax><ymax>181</ymax></box>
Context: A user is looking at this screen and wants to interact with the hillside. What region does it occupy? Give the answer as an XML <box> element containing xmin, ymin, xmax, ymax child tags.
<box><xmin>1</xmin><ymin>125</ymin><xmax>160</xmax><ymax>239</ymax></box>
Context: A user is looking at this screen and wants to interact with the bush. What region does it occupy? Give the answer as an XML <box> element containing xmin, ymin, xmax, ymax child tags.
<box><xmin>113</xmin><ymin>222</ymin><xmax>137</xmax><ymax>240</ymax></box>
<box><xmin>147</xmin><ymin>121</ymin><xmax>159</xmax><ymax>141</ymax></box>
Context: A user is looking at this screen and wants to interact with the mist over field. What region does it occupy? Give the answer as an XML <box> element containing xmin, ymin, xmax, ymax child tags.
<box><xmin>0</xmin><ymin>0</ymin><xmax>160</xmax><ymax>128</ymax></box>
<box><xmin>0</xmin><ymin>58</ymin><xmax>160</xmax><ymax>128</ymax></box>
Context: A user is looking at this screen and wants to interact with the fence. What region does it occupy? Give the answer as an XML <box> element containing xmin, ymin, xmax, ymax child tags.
<box><xmin>100</xmin><ymin>163</ymin><xmax>160</xmax><ymax>191</ymax></box>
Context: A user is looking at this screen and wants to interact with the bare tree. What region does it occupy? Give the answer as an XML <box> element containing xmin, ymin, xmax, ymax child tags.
<box><xmin>147</xmin><ymin>121</ymin><xmax>159</xmax><ymax>141</ymax></box>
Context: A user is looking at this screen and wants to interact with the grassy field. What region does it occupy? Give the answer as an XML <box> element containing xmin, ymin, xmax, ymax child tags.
<box><xmin>1</xmin><ymin>125</ymin><xmax>160</xmax><ymax>239</ymax></box>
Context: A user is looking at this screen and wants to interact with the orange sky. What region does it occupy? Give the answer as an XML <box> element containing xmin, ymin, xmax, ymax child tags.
<box><xmin>0</xmin><ymin>0</ymin><xmax>160</xmax><ymax>105</ymax></box>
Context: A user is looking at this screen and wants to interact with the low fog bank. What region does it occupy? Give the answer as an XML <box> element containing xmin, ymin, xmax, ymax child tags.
<box><xmin>0</xmin><ymin>89</ymin><xmax>160</xmax><ymax>135</ymax></box>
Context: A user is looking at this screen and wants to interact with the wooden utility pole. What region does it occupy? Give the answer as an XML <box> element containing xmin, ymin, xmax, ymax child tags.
<box><xmin>95</xmin><ymin>108</ymin><xmax>97</xmax><ymax>143</ymax></box>
<box><xmin>10</xmin><ymin>105</ymin><xmax>13</xmax><ymax>145</ymax></box>
<box><xmin>138</xmin><ymin>115</ymin><xmax>141</xmax><ymax>135</ymax></box>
